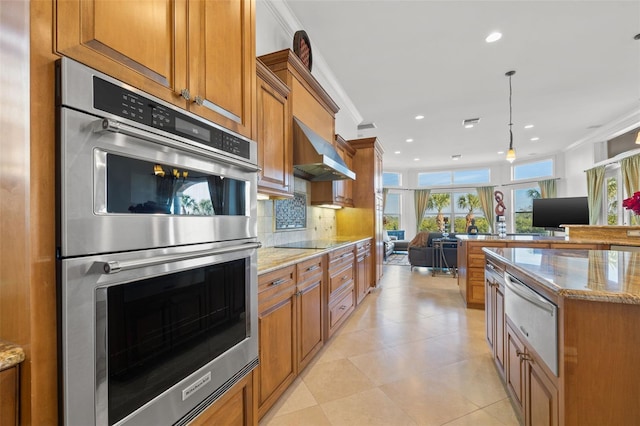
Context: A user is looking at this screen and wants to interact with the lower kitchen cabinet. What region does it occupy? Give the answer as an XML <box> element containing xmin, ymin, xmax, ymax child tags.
<box><xmin>505</xmin><ymin>321</ymin><xmax>558</xmax><ymax>426</ymax></box>
<box><xmin>355</xmin><ymin>239</ymin><xmax>372</xmax><ymax>305</ymax></box>
<box><xmin>296</xmin><ymin>256</ymin><xmax>325</xmax><ymax>372</ymax></box>
<box><xmin>326</xmin><ymin>244</ymin><xmax>355</xmax><ymax>339</ymax></box>
<box><xmin>256</xmin><ymin>266</ymin><xmax>297</xmax><ymax>419</ymax></box>
<box><xmin>188</xmin><ymin>371</ymin><xmax>256</xmax><ymax>426</ymax></box>
<box><xmin>0</xmin><ymin>365</ymin><xmax>19</xmax><ymax>426</ymax></box>
<box><xmin>485</xmin><ymin>258</ymin><xmax>506</xmax><ymax>379</ymax></box>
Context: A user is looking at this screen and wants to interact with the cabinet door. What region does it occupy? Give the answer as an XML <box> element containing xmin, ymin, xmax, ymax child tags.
<box><xmin>188</xmin><ymin>0</ymin><xmax>255</xmax><ymax>137</ymax></box>
<box><xmin>256</xmin><ymin>72</ymin><xmax>292</xmax><ymax>197</ymax></box>
<box><xmin>257</xmin><ymin>268</ymin><xmax>296</xmax><ymax>418</ymax></box>
<box><xmin>188</xmin><ymin>371</ymin><xmax>254</xmax><ymax>426</ymax></box>
<box><xmin>356</xmin><ymin>253</ymin><xmax>367</xmax><ymax>305</ymax></box>
<box><xmin>56</xmin><ymin>0</ymin><xmax>188</xmax><ymax>108</ymax></box>
<box><xmin>297</xmin><ymin>276</ymin><xmax>323</xmax><ymax>371</ymax></box>
<box><xmin>485</xmin><ymin>276</ymin><xmax>495</xmax><ymax>350</ymax></box>
<box><xmin>526</xmin><ymin>359</ymin><xmax>558</xmax><ymax>426</ymax></box>
<box><xmin>506</xmin><ymin>323</ymin><xmax>526</xmax><ymax>416</ymax></box>
<box><xmin>494</xmin><ymin>283</ymin><xmax>506</xmax><ymax>377</ymax></box>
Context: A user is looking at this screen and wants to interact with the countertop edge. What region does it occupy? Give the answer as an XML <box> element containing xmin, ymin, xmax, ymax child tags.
<box><xmin>0</xmin><ymin>340</ymin><xmax>25</xmax><ymax>371</ymax></box>
<box><xmin>258</xmin><ymin>237</ymin><xmax>372</xmax><ymax>274</ymax></box>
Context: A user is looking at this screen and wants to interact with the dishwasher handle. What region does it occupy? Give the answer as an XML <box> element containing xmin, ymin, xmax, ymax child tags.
<box><xmin>504</xmin><ymin>272</ymin><xmax>556</xmax><ymax>316</ymax></box>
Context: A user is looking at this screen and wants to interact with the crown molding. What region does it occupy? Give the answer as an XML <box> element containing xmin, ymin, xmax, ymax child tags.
<box><xmin>260</xmin><ymin>0</ymin><xmax>363</xmax><ymax>126</ymax></box>
<box><xmin>564</xmin><ymin>106</ymin><xmax>640</xmax><ymax>152</ymax></box>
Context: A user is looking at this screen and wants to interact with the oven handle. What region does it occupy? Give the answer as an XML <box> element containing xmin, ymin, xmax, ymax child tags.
<box><xmin>98</xmin><ymin>242</ymin><xmax>262</xmax><ymax>274</ymax></box>
<box><xmin>93</xmin><ymin>118</ymin><xmax>260</xmax><ymax>172</ymax></box>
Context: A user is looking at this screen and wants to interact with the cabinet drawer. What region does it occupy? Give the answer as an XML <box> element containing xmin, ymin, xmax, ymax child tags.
<box><xmin>469</xmin><ymin>242</ymin><xmax>506</xmax><ymax>254</ymax></box>
<box><xmin>469</xmin><ymin>268</ymin><xmax>486</xmax><ymax>283</ymax></box>
<box><xmin>328</xmin><ymin>245</ymin><xmax>355</xmax><ymax>271</ymax></box>
<box><xmin>486</xmin><ymin>258</ymin><xmax>505</xmax><ymax>276</ymax></box>
<box><xmin>329</xmin><ymin>264</ymin><xmax>354</xmax><ymax>296</ymax></box>
<box><xmin>469</xmin><ymin>254</ymin><xmax>486</xmax><ymax>268</ymax></box>
<box><xmin>470</xmin><ymin>284</ymin><xmax>485</xmax><ymax>304</ymax></box>
<box><xmin>258</xmin><ymin>266</ymin><xmax>296</xmax><ymax>311</ymax></box>
<box><xmin>328</xmin><ymin>284</ymin><xmax>355</xmax><ymax>329</ymax></box>
<box><xmin>549</xmin><ymin>243</ymin><xmax>599</xmax><ymax>249</ymax></box>
<box><xmin>356</xmin><ymin>239</ymin><xmax>372</xmax><ymax>256</ymax></box>
<box><xmin>296</xmin><ymin>256</ymin><xmax>323</xmax><ymax>284</ymax></box>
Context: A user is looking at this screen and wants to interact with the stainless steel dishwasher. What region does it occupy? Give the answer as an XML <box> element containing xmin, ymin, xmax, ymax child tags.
<box><xmin>504</xmin><ymin>272</ymin><xmax>558</xmax><ymax>376</ymax></box>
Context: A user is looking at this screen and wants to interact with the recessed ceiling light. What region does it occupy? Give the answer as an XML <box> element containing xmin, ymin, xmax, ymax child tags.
<box><xmin>530</xmin><ymin>137</ymin><xmax>539</xmax><ymax>141</ymax></box>
<box><xmin>414</xmin><ymin>158</ymin><xmax>420</xmax><ymax>161</ymax></box>
<box><xmin>415</xmin><ymin>115</ymin><xmax>424</xmax><ymax>120</ymax></box>
<box><xmin>394</xmin><ymin>151</ymin><xmax>401</xmax><ymax>154</ymax></box>
<box><xmin>524</xmin><ymin>124</ymin><xmax>534</xmax><ymax>129</ymax></box>
<box><xmin>406</xmin><ymin>138</ymin><xmax>414</xmax><ymax>143</ymax></box>
<box><xmin>462</xmin><ymin>118</ymin><xmax>480</xmax><ymax>128</ymax></box>
<box><xmin>497</xmin><ymin>151</ymin><xmax>505</xmax><ymax>155</ymax></box>
<box><xmin>485</xmin><ymin>32</ymin><xmax>502</xmax><ymax>43</ymax></box>
<box><xmin>452</xmin><ymin>154</ymin><xmax>462</xmax><ymax>160</ymax></box>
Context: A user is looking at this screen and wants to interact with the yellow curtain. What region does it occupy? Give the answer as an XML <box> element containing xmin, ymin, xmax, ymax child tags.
<box><xmin>538</xmin><ymin>179</ymin><xmax>557</xmax><ymax>198</ymax></box>
<box><xmin>621</xmin><ymin>154</ymin><xmax>640</xmax><ymax>225</ymax></box>
<box><xmin>476</xmin><ymin>186</ymin><xmax>495</xmax><ymax>233</ymax></box>
<box><xmin>414</xmin><ymin>189</ymin><xmax>431</xmax><ymax>233</ymax></box>
<box><xmin>586</xmin><ymin>166</ymin><xmax>605</xmax><ymax>225</ymax></box>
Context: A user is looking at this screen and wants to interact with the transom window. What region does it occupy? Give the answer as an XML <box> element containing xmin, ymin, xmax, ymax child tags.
<box><xmin>418</xmin><ymin>168</ymin><xmax>490</xmax><ymax>187</ymax></box>
<box><xmin>383</xmin><ymin>172</ymin><xmax>401</xmax><ymax>187</ymax></box>
<box><xmin>513</xmin><ymin>159</ymin><xmax>553</xmax><ymax>181</ymax></box>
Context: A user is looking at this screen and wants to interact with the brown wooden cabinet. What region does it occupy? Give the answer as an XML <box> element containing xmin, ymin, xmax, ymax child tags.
<box><xmin>256</xmin><ymin>266</ymin><xmax>296</xmax><ymax>418</ymax></box>
<box><xmin>505</xmin><ymin>321</ymin><xmax>558</xmax><ymax>426</ymax></box>
<box><xmin>56</xmin><ymin>0</ymin><xmax>255</xmax><ymax>138</ymax></box>
<box><xmin>256</xmin><ymin>60</ymin><xmax>292</xmax><ymax>198</ymax></box>
<box><xmin>336</xmin><ymin>138</ymin><xmax>384</xmax><ymax>285</ymax></box>
<box><xmin>0</xmin><ymin>366</ymin><xmax>19</xmax><ymax>426</ymax></box>
<box><xmin>326</xmin><ymin>244</ymin><xmax>355</xmax><ymax>339</ymax></box>
<box><xmin>355</xmin><ymin>239</ymin><xmax>372</xmax><ymax>305</ymax></box>
<box><xmin>188</xmin><ymin>371</ymin><xmax>255</xmax><ymax>426</ymax></box>
<box><xmin>295</xmin><ymin>256</ymin><xmax>325</xmax><ymax>372</ymax></box>
<box><xmin>310</xmin><ymin>135</ymin><xmax>355</xmax><ymax>207</ymax></box>
<box><xmin>485</xmin><ymin>258</ymin><xmax>506</xmax><ymax>379</ymax></box>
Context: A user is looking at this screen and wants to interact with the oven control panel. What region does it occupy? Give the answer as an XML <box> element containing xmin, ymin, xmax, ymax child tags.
<box><xmin>93</xmin><ymin>77</ymin><xmax>251</xmax><ymax>160</ymax></box>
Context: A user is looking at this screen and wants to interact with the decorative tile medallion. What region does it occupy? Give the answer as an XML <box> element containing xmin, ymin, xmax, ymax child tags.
<box><xmin>275</xmin><ymin>193</ymin><xmax>306</xmax><ymax>230</ymax></box>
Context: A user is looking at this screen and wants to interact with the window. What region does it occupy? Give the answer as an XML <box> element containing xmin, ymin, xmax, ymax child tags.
<box><xmin>418</xmin><ymin>168</ymin><xmax>490</xmax><ymax>187</ymax></box>
<box><xmin>419</xmin><ymin>191</ymin><xmax>490</xmax><ymax>233</ymax></box>
<box><xmin>513</xmin><ymin>159</ymin><xmax>553</xmax><ymax>181</ymax></box>
<box><xmin>606</xmin><ymin>176</ymin><xmax>618</xmax><ymax>225</ymax></box>
<box><xmin>383</xmin><ymin>193</ymin><xmax>401</xmax><ymax>230</ymax></box>
<box><xmin>513</xmin><ymin>187</ymin><xmax>545</xmax><ymax>233</ymax></box>
<box><xmin>383</xmin><ymin>172</ymin><xmax>401</xmax><ymax>187</ymax></box>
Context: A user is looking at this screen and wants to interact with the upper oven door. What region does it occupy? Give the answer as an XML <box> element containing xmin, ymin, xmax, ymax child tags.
<box><xmin>58</xmin><ymin>107</ymin><xmax>258</xmax><ymax>257</ymax></box>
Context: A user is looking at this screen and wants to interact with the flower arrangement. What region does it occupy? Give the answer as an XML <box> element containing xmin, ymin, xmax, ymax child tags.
<box><xmin>622</xmin><ymin>191</ymin><xmax>640</xmax><ymax>215</ymax></box>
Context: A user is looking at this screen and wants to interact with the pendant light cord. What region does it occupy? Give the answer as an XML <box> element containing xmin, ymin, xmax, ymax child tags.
<box><xmin>508</xmin><ymin>73</ymin><xmax>513</xmax><ymax>150</ymax></box>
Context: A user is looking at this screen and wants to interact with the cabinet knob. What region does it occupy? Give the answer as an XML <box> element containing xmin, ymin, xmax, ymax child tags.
<box><xmin>194</xmin><ymin>96</ymin><xmax>204</xmax><ymax>106</ymax></box>
<box><xmin>180</xmin><ymin>89</ymin><xmax>191</xmax><ymax>100</ymax></box>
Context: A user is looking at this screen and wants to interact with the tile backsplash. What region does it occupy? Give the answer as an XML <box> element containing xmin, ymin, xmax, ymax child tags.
<box><xmin>258</xmin><ymin>177</ymin><xmax>336</xmax><ymax>247</ymax></box>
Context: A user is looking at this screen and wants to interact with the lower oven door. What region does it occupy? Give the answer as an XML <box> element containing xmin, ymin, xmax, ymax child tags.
<box><xmin>60</xmin><ymin>240</ymin><xmax>259</xmax><ymax>426</ymax></box>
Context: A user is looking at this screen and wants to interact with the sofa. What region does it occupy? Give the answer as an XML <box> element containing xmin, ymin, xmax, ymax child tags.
<box><xmin>383</xmin><ymin>231</ymin><xmax>395</xmax><ymax>259</ymax></box>
<box><xmin>408</xmin><ymin>232</ymin><xmax>458</xmax><ymax>271</ymax></box>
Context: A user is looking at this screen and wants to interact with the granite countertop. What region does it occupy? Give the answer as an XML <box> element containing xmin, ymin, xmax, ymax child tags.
<box><xmin>258</xmin><ymin>237</ymin><xmax>371</xmax><ymax>274</ymax></box>
<box><xmin>457</xmin><ymin>235</ymin><xmax>568</xmax><ymax>242</ymax></box>
<box><xmin>484</xmin><ymin>247</ymin><xmax>640</xmax><ymax>304</ymax></box>
<box><xmin>0</xmin><ymin>340</ymin><xmax>25</xmax><ymax>371</ymax></box>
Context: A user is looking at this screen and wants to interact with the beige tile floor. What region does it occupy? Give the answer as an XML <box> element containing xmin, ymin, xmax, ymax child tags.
<box><xmin>259</xmin><ymin>264</ymin><xmax>520</xmax><ymax>426</ymax></box>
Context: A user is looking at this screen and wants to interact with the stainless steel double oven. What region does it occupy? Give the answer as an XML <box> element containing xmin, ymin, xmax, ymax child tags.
<box><xmin>57</xmin><ymin>58</ymin><xmax>259</xmax><ymax>426</ymax></box>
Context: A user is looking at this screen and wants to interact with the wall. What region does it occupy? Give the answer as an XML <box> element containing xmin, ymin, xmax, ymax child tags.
<box><xmin>258</xmin><ymin>177</ymin><xmax>337</xmax><ymax>247</ymax></box>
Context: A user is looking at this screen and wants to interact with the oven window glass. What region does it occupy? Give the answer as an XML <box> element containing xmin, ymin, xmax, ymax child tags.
<box><xmin>106</xmin><ymin>258</ymin><xmax>247</xmax><ymax>424</ymax></box>
<box><xmin>106</xmin><ymin>154</ymin><xmax>247</xmax><ymax>216</ymax></box>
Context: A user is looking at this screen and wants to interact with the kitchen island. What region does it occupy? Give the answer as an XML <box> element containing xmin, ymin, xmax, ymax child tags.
<box><xmin>483</xmin><ymin>247</ymin><xmax>640</xmax><ymax>426</ymax></box>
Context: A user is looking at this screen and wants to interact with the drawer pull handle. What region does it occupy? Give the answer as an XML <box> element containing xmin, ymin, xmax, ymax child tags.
<box><xmin>487</xmin><ymin>263</ymin><xmax>495</xmax><ymax>270</ymax></box>
<box><xmin>339</xmin><ymin>305</ymin><xmax>347</xmax><ymax>310</ymax></box>
<box><xmin>342</xmin><ymin>275</ymin><xmax>349</xmax><ymax>281</ymax></box>
<box><xmin>306</xmin><ymin>265</ymin><xmax>320</xmax><ymax>272</ymax></box>
<box><xmin>271</xmin><ymin>278</ymin><xmax>287</xmax><ymax>287</ymax></box>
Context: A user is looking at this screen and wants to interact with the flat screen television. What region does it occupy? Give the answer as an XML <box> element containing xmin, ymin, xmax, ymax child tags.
<box><xmin>532</xmin><ymin>196</ymin><xmax>589</xmax><ymax>230</ymax></box>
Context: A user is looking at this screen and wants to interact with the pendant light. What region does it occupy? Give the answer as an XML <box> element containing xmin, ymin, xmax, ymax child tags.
<box><xmin>505</xmin><ymin>70</ymin><xmax>516</xmax><ymax>163</ymax></box>
<box><xmin>635</xmin><ymin>131</ymin><xmax>640</xmax><ymax>145</ymax></box>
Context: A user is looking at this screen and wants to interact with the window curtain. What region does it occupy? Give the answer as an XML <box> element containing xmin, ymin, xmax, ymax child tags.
<box><xmin>476</xmin><ymin>186</ymin><xmax>495</xmax><ymax>233</ymax></box>
<box><xmin>382</xmin><ymin>187</ymin><xmax>389</xmax><ymax>212</ymax></box>
<box><xmin>538</xmin><ymin>179</ymin><xmax>557</xmax><ymax>198</ymax></box>
<box><xmin>621</xmin><ymin>154</ymin><xmax>640</xmax><ymax>225</ymax></box>
<box><xmin>414</xmin><ymin>189</ymin><xmax>431</xmax><ymax>233</ymax></box>
<box><xmin>586</xmin><ymin>166</ymin><xmax>605</xmax><ymax>225</ymax></box>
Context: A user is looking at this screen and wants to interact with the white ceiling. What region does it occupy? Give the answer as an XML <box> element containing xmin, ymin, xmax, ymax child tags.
<box><xmin>283</xmin><ymin>0</ymin><xmax>640</xmax><ymax>170</ymax></box>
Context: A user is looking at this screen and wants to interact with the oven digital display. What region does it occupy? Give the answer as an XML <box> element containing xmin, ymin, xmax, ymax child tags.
<box><xmin>175</xmin><ymin>116</ymin><xmax>211</xmax><ymax>143</ymax></box>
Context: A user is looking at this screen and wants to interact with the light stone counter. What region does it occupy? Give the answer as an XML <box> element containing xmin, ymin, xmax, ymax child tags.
<box><xmin>484</xmin><ymin>247</ymin><xmax>640</xmax><ymax>304</ymax></box>
<box><xmin>0</xmin><ymin>340</ymin><xmax>25</xmax><ymax>371</ymax></box>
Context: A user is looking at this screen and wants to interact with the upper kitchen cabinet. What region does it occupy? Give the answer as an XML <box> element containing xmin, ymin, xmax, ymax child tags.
<box><xmin>56</xmin><ymin>0</ymin><xmax>255</xmax><ymax>138</ymax></box>
<box><xmin>256</xmin><ymin>60</ymin><xmax>293</xmax><ymax>198</ymax></box>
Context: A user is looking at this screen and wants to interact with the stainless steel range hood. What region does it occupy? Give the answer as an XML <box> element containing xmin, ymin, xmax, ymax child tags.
<box><xmin>293</xmin><ymin>118</ymin><xmax>356</xmax><ymax>181</ymax></box>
